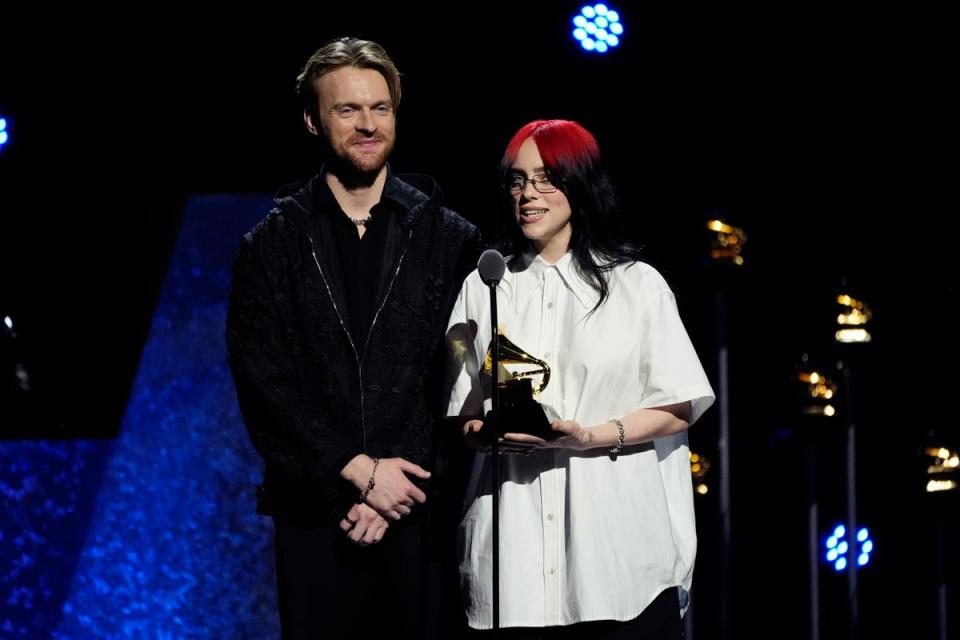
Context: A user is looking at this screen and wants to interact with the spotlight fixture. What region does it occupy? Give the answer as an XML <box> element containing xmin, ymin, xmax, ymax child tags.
<box><xmin>824</xmin><ymin>523</ymin><xmax>874</xmax><ymax>571</ymax></box>
<box><xmin>572</xmin><ymin>4</ymin><xmax>624</xmax><ymax>54</ymax></box>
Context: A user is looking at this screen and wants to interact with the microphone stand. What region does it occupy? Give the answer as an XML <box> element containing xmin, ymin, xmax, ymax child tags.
<box><xmin>478</xmin><ymin>248</ymin><xmax>505</xmax><ymax>635</ymax></box>
<box><xmin>487</xmin><ymin>279</ymin><xmax>501</xmax><ymax>636</ymax></box>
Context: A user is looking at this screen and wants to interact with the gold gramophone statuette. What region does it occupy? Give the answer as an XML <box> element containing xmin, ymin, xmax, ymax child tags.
<box><xmin>482</xmin><ymin>330</ymin><xmax>556</xmax><ymax>439</ymax></box>
<box><xmin>483</xmin><ymin>332</ymin><xmax>551</xmax><ymax>392</ymax></box>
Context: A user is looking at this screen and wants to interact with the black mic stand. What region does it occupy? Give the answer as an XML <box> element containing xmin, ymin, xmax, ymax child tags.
<box><xmin>478</xmin><ymin>248</ymin><xmax>505</xmax><ymax>636</ymax></box>
<box><xmin>487</xmin><ymin>279</ymin><xmax>501</xmax><ymax>636</ymax></box>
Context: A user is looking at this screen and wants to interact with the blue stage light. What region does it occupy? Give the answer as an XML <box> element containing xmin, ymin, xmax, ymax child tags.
<box><xmin>573</xmin><ymin>4</ymin><xmax>624</xmax><ymax>54</ymax></box>
<box><xmin>824</xmin><ymin>522</ymin><xmax>874</xmax><ymax>571</ymax></box>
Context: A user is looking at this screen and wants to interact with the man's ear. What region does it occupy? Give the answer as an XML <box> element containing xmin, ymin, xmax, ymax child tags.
<box><xmin>304</xmin><ymin>111</ymin><xmax>319</xmax><ymax>136</ymax></box>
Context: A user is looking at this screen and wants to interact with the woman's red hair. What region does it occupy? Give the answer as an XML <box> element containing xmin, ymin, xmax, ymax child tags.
<box><xmin>502</xmin><ymin>119</ymin><xmax>601</xmax><ymax>175</ymax></box>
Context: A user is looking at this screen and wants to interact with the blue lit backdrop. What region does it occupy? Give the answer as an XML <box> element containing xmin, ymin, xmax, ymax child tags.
<box><xmin>1</xmin><ymin>194</ymin><xmax>279</xmax><ymax>638</ymax></box>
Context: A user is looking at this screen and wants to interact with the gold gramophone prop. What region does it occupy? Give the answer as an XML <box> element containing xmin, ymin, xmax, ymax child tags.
<box><xmin>707</xmin><ymin>219</ymin><xmax>747</xmax><ymax>266</ymax></box>
<box><xmin>924</xmin><ymin>446</ymin><xmax>959</xmax><ymax>494</ymax></box>
<box><xmin>482</xmin><ymin>331</ymin><xmax>558</xmax><ymax>440</ymax></box>
<box><xmin>835</xmin><ymin>294</ymin><xmax>872</xmax><ymax>344</ymax></box>
<box><xmin>797</xmin><ymin>369</ymin><xmax>838</xmax><ymax>418</ymax></box>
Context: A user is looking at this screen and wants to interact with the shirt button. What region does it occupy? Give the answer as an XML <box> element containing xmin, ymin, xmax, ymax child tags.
<box><xmin>549</xmin><ymin>567</ymin><xmax>556</xmax><ymax>575</ymax></box>
<box><xmin>544</xmin><ymin>352</ymin><xmax>551</xmax><ymax>359</ymax></box>
<box><xmin>547</xmin><ymin>302</ymin><xmax>554</xmax><ymax>309</ymax></box>
<box><xmin>547</xmin><ymin>513</ymin><xmax>554</xmax><ymax>521</ymax></box>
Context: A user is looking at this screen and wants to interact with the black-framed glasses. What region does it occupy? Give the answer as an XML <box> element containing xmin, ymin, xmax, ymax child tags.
<box><xmin>507</xmin><ymin>173</ymin><xmax>558</xmax><ymax>195</ymax></box>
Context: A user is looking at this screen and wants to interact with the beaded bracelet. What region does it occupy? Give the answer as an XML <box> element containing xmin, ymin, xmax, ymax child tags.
<box><xmin>359</xmin><ymin>457</ymin><xmax>380</xmax><ymax>503</ymax></box>
<box><xmin>608</xmin><ymin>418</ymin><xmax>625</xmax><ymax>454</ymax></box>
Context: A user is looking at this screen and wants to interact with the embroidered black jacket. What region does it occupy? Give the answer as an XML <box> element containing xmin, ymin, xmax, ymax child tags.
<box><xmin>226</xmin><ymin>170</ymin><xmax>480</xmax><ymax>523</ymax></box>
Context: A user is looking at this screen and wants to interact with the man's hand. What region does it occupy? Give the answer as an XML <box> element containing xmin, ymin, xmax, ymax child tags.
<box><xmin>340</xmin><ymin>502</ymin><xmax>389</xmax><ymax>546</ymax></box>
<box><xmin>341</xmin><ymin>455</ymin><xmax>431</xmax><ymax>521</ymax></box>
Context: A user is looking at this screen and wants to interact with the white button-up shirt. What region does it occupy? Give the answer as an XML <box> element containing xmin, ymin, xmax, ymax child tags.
<box><xmin>446</xmin><ymin>252</ymin><xmax>715</xmax><ymax>630</ymax></box>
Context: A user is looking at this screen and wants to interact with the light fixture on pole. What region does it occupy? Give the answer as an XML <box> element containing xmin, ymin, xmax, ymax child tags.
<box><xmin>794</xmin><ymin>359</ymin><xmax>839</xmax><ymax>640</ymax></box>
<box><xmin>705</xmin><ymin>216</ymin><xmax>747</xmax><ymax>640</ymax></box>
<box><xmin>921</xmin><ymin>434</ymin><xmax>957</xmax><ymax>640</ymax></box>
<box><xmin>834</xmin><ymin>289</ymin><xmax>872</xmax><ymax>640</ymax></box>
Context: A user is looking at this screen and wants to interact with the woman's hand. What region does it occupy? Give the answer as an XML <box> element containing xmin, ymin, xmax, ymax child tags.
<box><xmin>503</xmin><ymin>420</ymin><xmax>593</xmax><ymax>451</ymax></box>
<box><xmin>463</xmin><ymin>419</ymin><xmax>538</xmax><ymax>455</ymax></box>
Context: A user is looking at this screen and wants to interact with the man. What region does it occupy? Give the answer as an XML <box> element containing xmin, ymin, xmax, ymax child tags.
<box><xmin>226</xmin><ymin>37</ymin><xmax>479</xmax><ymax>638</ymax></box>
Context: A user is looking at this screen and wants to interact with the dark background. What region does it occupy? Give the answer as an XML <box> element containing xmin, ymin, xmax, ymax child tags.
<box><xmin>1</xmin><ymin>3</ymin><xmax>956</xmax><ymax>638</ymax></box>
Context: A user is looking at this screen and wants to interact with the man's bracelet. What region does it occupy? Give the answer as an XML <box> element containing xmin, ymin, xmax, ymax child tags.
<box><xmin>359</xmin><ymin>457</ymin><xmax>379</xmax><ymax>503</ymax></box>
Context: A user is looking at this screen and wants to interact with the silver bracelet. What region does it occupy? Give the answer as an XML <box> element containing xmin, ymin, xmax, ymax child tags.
<box><xmin>359</xmin><ymin>457</ymin><xmax>379</xmax><ymax>503</ymax></box>
<box><xmin>608</xmin><ymin>418</ymin><xmax>625</xmax><ymax>454</ymax></box>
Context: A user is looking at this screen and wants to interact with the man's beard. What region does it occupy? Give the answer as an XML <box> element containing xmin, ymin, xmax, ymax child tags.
<box><xmin>326</xmin><ymin>134</ymin><xmax>394</xmax><ymax>189</ymax></box>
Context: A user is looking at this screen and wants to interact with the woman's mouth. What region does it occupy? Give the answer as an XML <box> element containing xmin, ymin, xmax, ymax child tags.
<box><xmin>519</xmin><ymin>208</ymin><xmax>547</xmax><ymax>223</ymax></box>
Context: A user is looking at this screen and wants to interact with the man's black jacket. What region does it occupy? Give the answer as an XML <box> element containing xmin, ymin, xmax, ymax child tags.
<box><xmin>226</xmin><ymin>171</ymin><xmax>480</xmax><ymax>524</ymax></box>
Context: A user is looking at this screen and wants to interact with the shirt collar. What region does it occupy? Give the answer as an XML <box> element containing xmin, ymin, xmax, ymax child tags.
<box><xmin>502</xmin><ymin>250</ymin><xmax>600</xmax><ymax>313</ymax></box>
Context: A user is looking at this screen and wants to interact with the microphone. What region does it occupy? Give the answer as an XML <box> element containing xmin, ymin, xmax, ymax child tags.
<box><xmin>478</xmin><ymin>249</ymin><xmax>505</xmax><ymax>285</ymax></box>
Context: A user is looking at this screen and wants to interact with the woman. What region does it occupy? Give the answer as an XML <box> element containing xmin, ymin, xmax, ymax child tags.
<box><xmin>446</xmin><ymin>120</ymin><xmax>715</xmax><ymax>638</ymax></box>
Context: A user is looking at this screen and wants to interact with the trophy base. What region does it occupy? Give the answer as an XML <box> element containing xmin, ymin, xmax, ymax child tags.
<box><xmin>484</xmin><ymin>380</ymin><xmax>560</xmax><ymax>441</ymax></box>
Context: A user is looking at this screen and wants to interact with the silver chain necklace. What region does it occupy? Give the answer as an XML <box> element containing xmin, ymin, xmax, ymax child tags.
<box><xmin>347</xmin><ymin>213</ymin><xmax>373</xmax><ymax>226</ymax></box>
